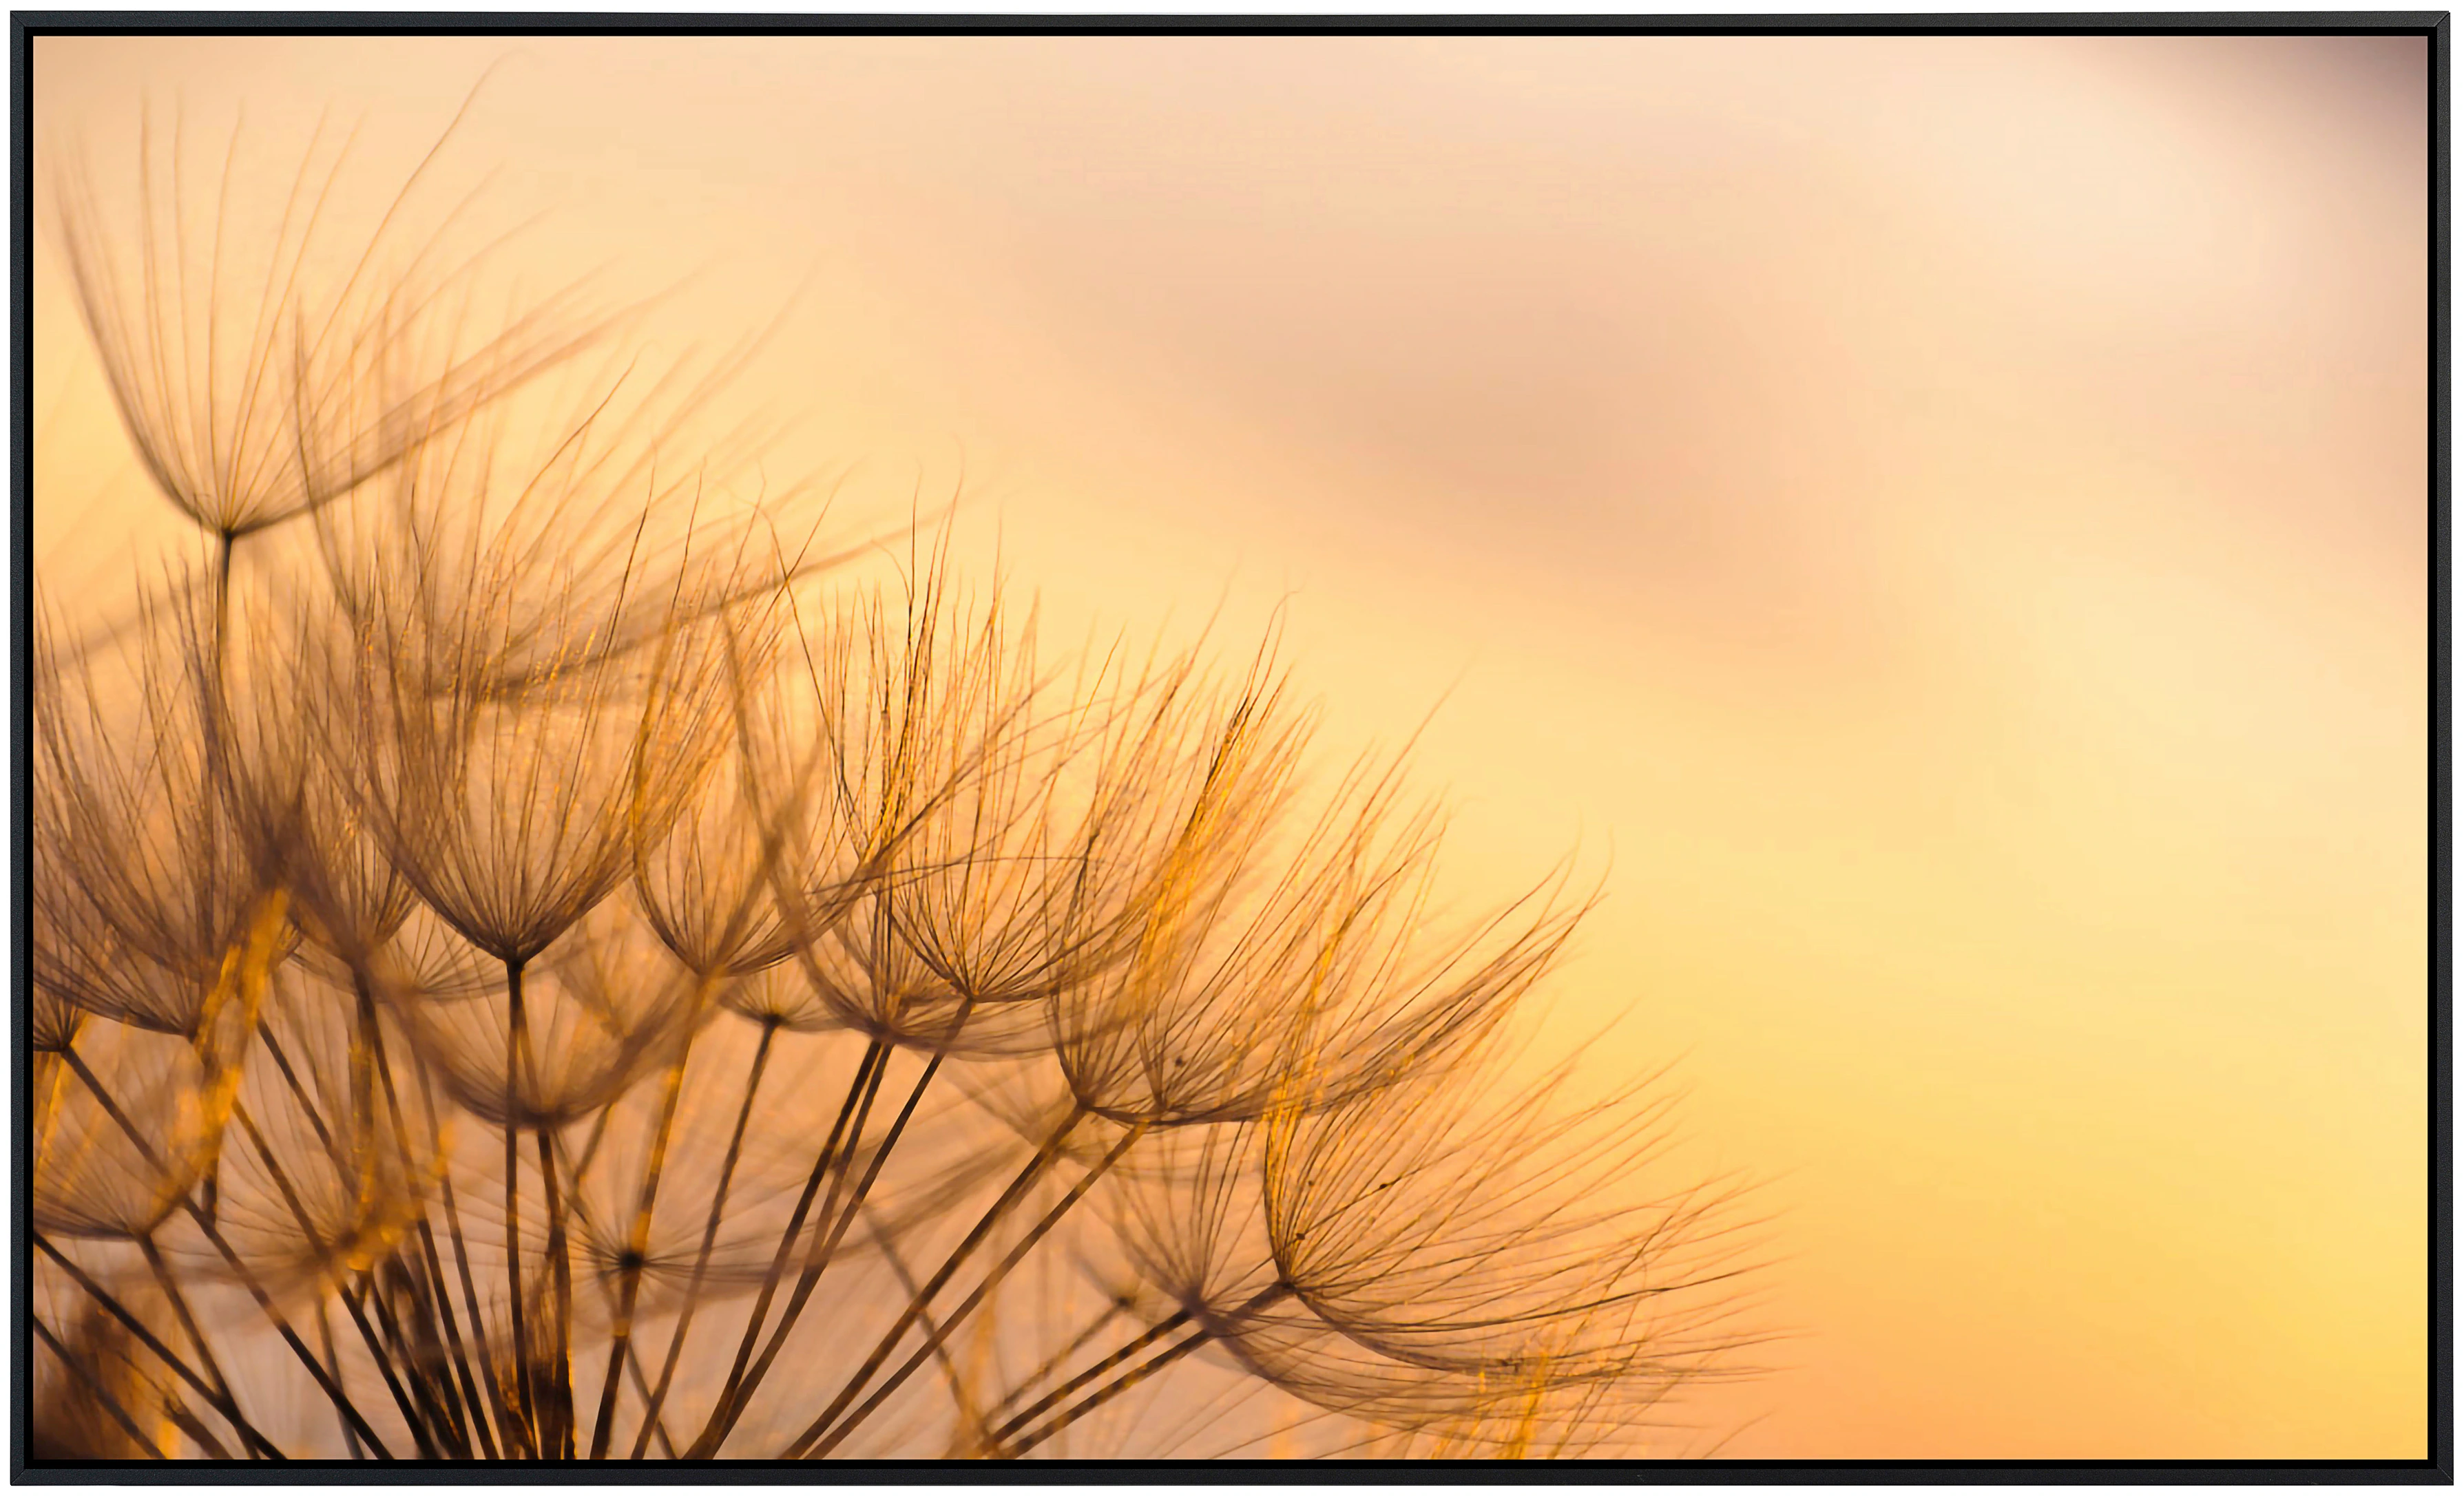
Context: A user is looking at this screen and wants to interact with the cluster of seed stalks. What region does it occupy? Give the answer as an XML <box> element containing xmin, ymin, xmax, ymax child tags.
<box><xmin>30</xmin><ymin>94</ymin><xmax>1763</xmax><ymax>1462</ymax></box>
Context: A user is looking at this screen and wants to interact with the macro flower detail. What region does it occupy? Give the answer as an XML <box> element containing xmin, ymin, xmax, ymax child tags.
<box><xmin>31</xmin><ymin>89</ymin><xmax>1762</xmax><ymax>1466</ymax></box>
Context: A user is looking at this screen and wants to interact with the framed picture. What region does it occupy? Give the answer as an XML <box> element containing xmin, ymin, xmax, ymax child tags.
<box><xmin>15</xmin><ymin>13</ymin><xmax>2445</xmax><ymax>1480</ymax></box>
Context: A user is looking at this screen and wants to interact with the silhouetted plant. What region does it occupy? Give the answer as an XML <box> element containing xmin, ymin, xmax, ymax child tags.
<box><xmin>31</xmin><ymin>93</ymin><xmax>1766</xmax><ymax>1463</ymax></box>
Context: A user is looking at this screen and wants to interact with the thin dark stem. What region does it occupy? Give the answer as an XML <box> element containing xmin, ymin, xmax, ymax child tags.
<box><xmin>999</xmin><ymin>1324</ymin><xmax>1212</xmax><ymax>1460</ymax></box>
<box><xmin>196</xmin><ymin>527</ymin><xmax>235</xmax><ymax>1229</ymax></box>
<box><xmin>987</xmin><ymin>1308</ymin><xmax>1192</xmax><ymax>1448</ymax></box>
<box><xmin>621</xmin><ymin>1322</ymin><xmax>680</xmax><ymax>1457</ymax></box>
<box><xmin>684</xmin><ymin>1036</ymin><xmax>886</xmax><ymax>1457</ymax></box>
<box><xmin>781</xmin><ymin>1105</ymin><xmax>1085</xmax><ymax>1456</ymax></box>
<box><xmin>229</xmin><ymin>1099</ymin><xmax>440</xmax><ymax>1456</ymax></box>
<box><xmin>57</xmin><ymin>1047</ymin><xmax>169</xmax><ymax>1177</ymax></box>
<box><xmin>410</xmin><ymin>1044</ymin><xmax>514</xmax><ymax>1459</ymax></box>
<box><xmin>629</xmin><ymin>1018</ymin><xmax>775</xmax><ymax>1457</ymax></box>
<box><xmin>793</xmin><ymin>1110</ymin><xmax>1142</xmax><ymax>1460</ymax></box>
<box><xmin>1001</xmin><ymin>1283</ymin><xmax>1292</xmax><ymax>1460</ymax></box>
<box><xmin>360</xmin><ymin>982</ymin><xmax>495</xmax><ymax>1457</ymax></box>
<box><xmin>501</xmin><ymin>956</ymin><xmax>536</xmax><ymax>1455</ymax></box>
<box><xmin>985</xmin><ymin>1299</ymin><xmax>1129</xmax><ymax>1424</ymax></box>
<box><xmin>32</xmin><ymin>1315</ymin><xmax>169</xmax><ymax>1460</ymax></box>
<box><xmin>134</xmin><ymin>1239</ymin><xmax>233</xmax><ymax>1408</ymax></box>
<box><xmin>33</xmin><ymin>1233</ymin><xmax>291</xmax><ymax>1460</ymax></box>
<box><xmin>253</xmin><ymin>1027</ymin><xmax>340</xmax><ymax>1158</ymax></box>
<box><xmin>136</xmin><ymin>1234</ymin><xmax>276</xmax><ymax>1458</ymax></box>
<box><xmin>159</xmin><ymin>1401</ymin><xmax>240</xmax><ymax>1462</ymax></box>
<box><xmin>180</xmin><ymin>1201</ymin><xmax>397</xmax><ymax>1458</ymax></box>
<box><xmin>860</xmin><ymin>1213</ymin><xmax>989</xmax><ymax>1454</ymax></box>
<box><xmin>57</xmin><ymin>1049</ymin><xmax>384</xmax><ymax>1455</ymax></box>
<box><xmin>587</xmin><ymin>1019</ymin><xmax>701</xmax><ymax>1459</ymax></box>
<box><xmin>359</xmin><ymin>1270</ymin><xmax>476</xmax><ymax>1459</ymax></box>
<box><xmin>534</xmin><ymin>1122</ymin><xmax>576</xmax><ymax>1459</ymax></box>
<box><xmin>315</xmin><ymin>1297</ymin><xmax>364</xmax><ymax>1459</ymax></box>
<box><xmin>213</xmin><ymin>530</ymin><xmax>234</xmax><ymax>660</ymax></box>
<box><xmin>704</xmin><ymin>1011</ymin><xmax>981</xmax><ymax>1455</ymax></box>
<box><xmin>351</xmin><ymin>1278</ymin><xmax>443</xmax><ymax>1457</ymax></box>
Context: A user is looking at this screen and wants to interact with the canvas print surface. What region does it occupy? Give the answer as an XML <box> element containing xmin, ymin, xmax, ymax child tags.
<box><xmin>21</xmin><ymin>28</ymin><xmax>2435</xmax><ymax>1468</ymax></box>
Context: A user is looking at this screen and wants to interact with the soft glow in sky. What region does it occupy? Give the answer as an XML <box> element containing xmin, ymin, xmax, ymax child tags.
<box><xmin>32</xmin><ymin>33</ymin><xmax>2430</xmax><ymax>1458</ymax></box>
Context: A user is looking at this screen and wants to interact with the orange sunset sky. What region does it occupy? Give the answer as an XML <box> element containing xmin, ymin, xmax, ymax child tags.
<box><xmin>29</xmin><ymin>32</ymin><xmax>2431</xmax><ymax>1459</ymax></box>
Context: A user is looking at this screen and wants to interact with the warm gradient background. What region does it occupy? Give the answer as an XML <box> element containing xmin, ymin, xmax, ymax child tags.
<box><xmin>30</xmin><ymin>34</ymin><xmax>2431</xmax><ymax>1459</ymax></box>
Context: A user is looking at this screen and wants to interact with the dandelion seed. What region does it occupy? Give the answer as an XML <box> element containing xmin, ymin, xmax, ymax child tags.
<box><xmin>33</xmin><ymin>81</ymin><xmax>1764</xmax><ymax>1465</ymax></box>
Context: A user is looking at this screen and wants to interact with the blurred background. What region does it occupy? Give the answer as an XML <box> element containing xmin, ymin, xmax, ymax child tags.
<box><xmin>30</xmin><ymin>32</ymin><xmax>2430</xmax><ymax>1459</ymax></box>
